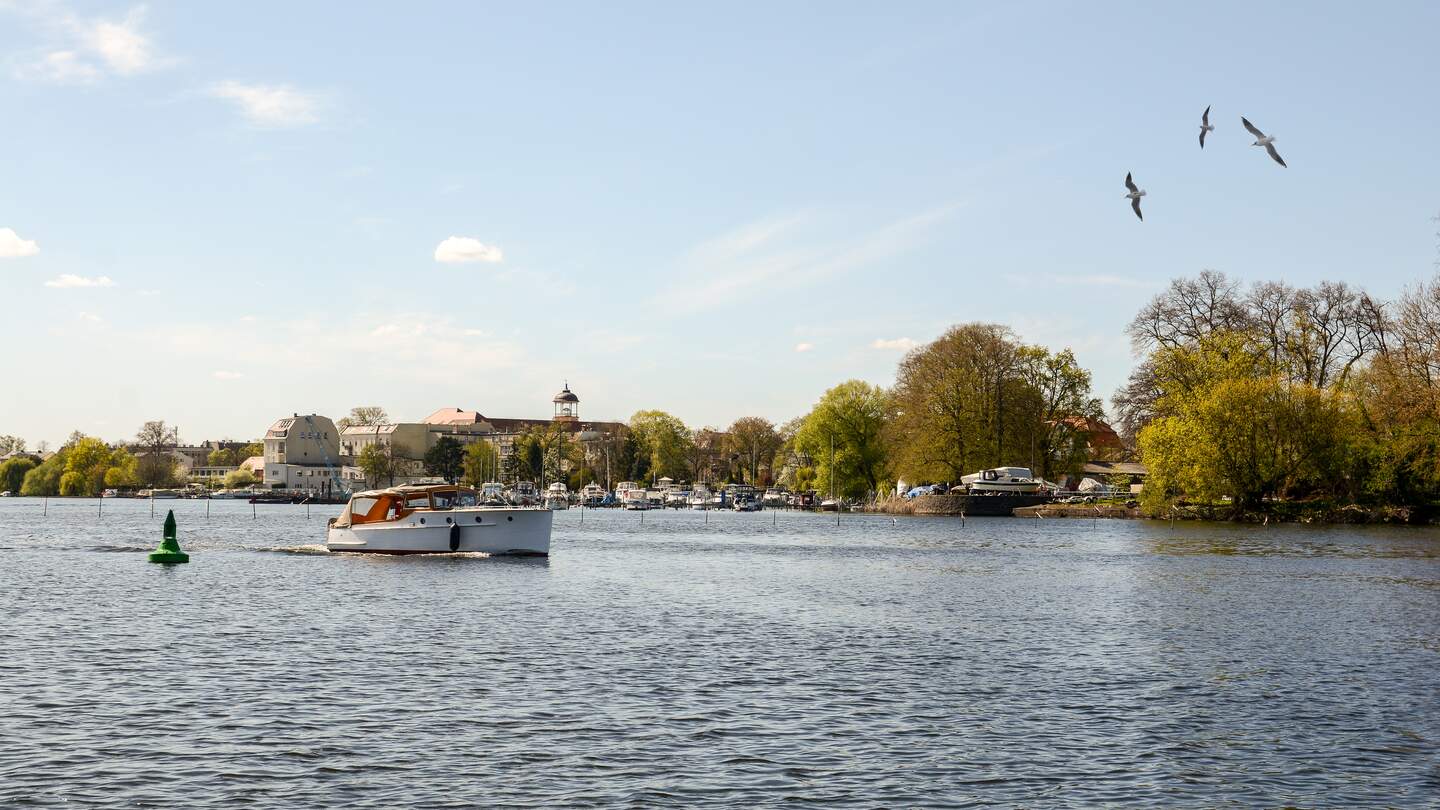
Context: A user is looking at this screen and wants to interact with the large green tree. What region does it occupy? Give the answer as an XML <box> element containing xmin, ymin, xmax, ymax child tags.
<box><xmin>725</xmin><ymin>417</ymin><xmax>782</xmax><ymax>485</ymax></box>
<box><xmin>424</xmin><ymin>437</ymin><xmax>465</xmax><ymax>483</ymax></box>
<box><xmin>208</xmin><ymin>441</ymin><xmax>263</xmax><ymax>467</ymax></box>
<box><xmin>1137</xmin><ymin>332</ymin><xmax>1359</xmax><ymax>515</ymax></box>
<box><xmin>0</xmin><ymin>457</ymin><xmax>36</xmax><ymax>494</ymax></box>
<box><xmin>887</xmin><ymin>324</ymin><xmax>1101</xmax><ymax>483</ymax></box>
<box><xmin>795</xmin><ymin>380</ymin><xmax>889</xmax><ymax>499</ymax></box>
<box><xmin>628</xmin><ymin>410</ymin><xmax>693</xmax><ymax>481</ymax></box>
<box><xmin>357</xmin><ymin>443</ymin><xmax>395</xmax><ymax>488</ymax></box>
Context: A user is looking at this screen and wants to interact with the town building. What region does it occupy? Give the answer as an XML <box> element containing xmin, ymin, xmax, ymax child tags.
<box><xmin>262</xmin><ymin>414</ymin><xmax>359</xmax><ymax>495</ymax></box>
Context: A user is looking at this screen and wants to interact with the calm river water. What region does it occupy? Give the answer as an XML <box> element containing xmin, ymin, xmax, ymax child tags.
<box><xmin>1</xmin><ymin>499</ymin><xmax>1437</xmax><ymax>807</ymax></box>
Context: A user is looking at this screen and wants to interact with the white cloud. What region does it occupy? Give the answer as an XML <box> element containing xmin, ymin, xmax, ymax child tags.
<box><xmin>77</xmin><ymin>311</ymin><xmax>102</xmax><ymax>323</ymax></box>
<box><xmin>80</xmin><ymin>6</ymin><xmax>162</xmax><ymax>75</ymax></box>
<box><xmin>209</xmin><ymin>81</ymin><xmax>320</xmax><ymax>127</ymax></box>
<box><xmin>22</xmin><ymin>50</ymin><xmax>100</xmax><ymax>83</ymax></box>
<box><xmin>0</xmin><ymin>227</ymin><xmax>40</xmax><ymax>258</ymax></box>
<box><xmin>434</xmin><ymin>236</ymin><xmax>504</xmax><ymax>264</ymax></box>
<box><xmin>45</xmin><ymin>274</ymin><xmax>115</xmax><ymax>288</ymax></box>
<box><xmin>137</xmin><ymin>289</ymin><xmax>161</xmax><ymax>297</ymax></box>
<box><xmin>794</xmin><ymin>342</ymin><xmax>814</xmax><ymax>353</ymax></box>
<box><xmin>212</xmin><ymin>370</ymin><xmax>243</xmax><ymax>380</ymax></box>
<box><xmin>872</xmin><ymin>337</ymin><xmax>918</xmax><ymax>351</ymax></box>
<box><xmin>11</xmin><ymin>5</ymin><xmax>169</xmax><ymax>83</ymax></box>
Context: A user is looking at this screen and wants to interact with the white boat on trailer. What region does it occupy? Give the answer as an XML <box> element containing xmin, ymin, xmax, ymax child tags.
<box><xmin>326</xmin><ymin>484</ymin><xmax>551</xmax><ymax>556</ymax></box>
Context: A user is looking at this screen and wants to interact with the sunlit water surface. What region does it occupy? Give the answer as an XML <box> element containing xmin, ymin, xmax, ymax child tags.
<box><xmin>1</xmin><ymin>499</ymin><xmax>1437</xmax><ymax>807</ymax></box>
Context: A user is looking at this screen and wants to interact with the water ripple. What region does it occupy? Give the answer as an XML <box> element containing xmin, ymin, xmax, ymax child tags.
<box><xmin>0</xmin><ymin>500</ymin><xmax>1437</xmax><ymax>807</ymax></box>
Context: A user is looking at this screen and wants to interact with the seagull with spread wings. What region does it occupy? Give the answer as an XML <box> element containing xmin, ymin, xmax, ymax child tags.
<box><xmin>1199</xmin><ymin>105</ymin><xmax>1214</xmax><ymax>149</ymax></box>
<box><xmin>1124</xmin><ymin>172</ymin><xmax>1145</xmax><ymax>221</ymax></box>
<box><xmin>1241</xmin><ymin>117</ymin><xmax>1287</xmax><ymax>167</ymax></box>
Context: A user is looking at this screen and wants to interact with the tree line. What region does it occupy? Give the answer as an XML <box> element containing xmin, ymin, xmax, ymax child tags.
<box><xmin>1119</xmin><ymin>270</ymin><xmax>1440</xmax><ymax>516</ymax></box>
<box><xmin>0</xmin><ymin>421</ymin><xmax>264</xmax><ymax>496</ymax></box>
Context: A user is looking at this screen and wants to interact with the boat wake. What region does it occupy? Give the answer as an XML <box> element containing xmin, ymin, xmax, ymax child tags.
<box><xmin>261</xmin><ymin>544</ymin><xmax>333</xmax><ymax>555</ymax></box>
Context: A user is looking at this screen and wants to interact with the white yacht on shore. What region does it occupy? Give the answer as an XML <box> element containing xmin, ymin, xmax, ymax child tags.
<box><xmin>962</xmin><ymin>467</ymin><xmax>1044</xmax><ymax>494</ymax></box>
<box><xmin>326</xmin><ymin>484</ymin><xmax>551</xmax><ymax>556</ymax></box>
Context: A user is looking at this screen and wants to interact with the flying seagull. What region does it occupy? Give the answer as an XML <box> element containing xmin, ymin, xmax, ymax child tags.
<box><xmin>1199</xmin><ymin>105</ymin><xmax>1214</xmax><ymax>149</ymax></box>
<box><xmin>1124</xmin><ymin>172</ymin><xmax>1145</xmax><ymax>221</ymax></box>
<box><xmin>1241</xmin><ymin>116</ymin><xmax>1287</xmax><ymax>167</ymax></box>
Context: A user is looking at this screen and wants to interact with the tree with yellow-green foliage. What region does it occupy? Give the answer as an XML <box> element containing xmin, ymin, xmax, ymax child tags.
<box><xmin>628</xmin><ymin>410</ymin><xmax>693</xmax><ymax>482</ymax></box>
<box><xmin>795</xmin><ymin>380</ymin><xmax>889</xmax><ymax>499</ymax></box>
<box><xmin>462</xmin><ymin>440</ymin><xmax>500</xmax><ymax>487</ymax></box>
<box><xmin>1137</xmin><ymin>332</ymin><xmax>1361</xmax><ymax>515</ymax></box>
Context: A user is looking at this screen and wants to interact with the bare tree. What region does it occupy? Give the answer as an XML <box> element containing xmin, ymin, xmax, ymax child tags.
<box><xmin>337</xmin><ymin>406</ymin><xmax>389</xmax><ymax>429</ymax></box>
<box><xmin>1127</xmin><ymin>270</ymin><xmax>1250</xmax><ymax>352</ymax></box>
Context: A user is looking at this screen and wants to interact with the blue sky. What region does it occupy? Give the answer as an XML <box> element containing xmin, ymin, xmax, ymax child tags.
<box><xmin>2</xmin><ymin>0</ymin><xmax>1437</xmax><ymax>447</ymax></box>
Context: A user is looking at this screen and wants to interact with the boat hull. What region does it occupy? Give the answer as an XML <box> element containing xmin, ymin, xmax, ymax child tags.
<box><xmin>326</xmin><ymin>507</ymin><xmax>552</xmax><ymax>556</ymax></box>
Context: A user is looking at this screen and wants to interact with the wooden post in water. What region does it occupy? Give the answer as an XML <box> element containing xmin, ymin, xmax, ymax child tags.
<box><xmin>206</xmin><ymin>499</ymin><xmax>210</xmax><ymax>520</ymax></box>
<box><xmin>150</xmin><ymin>495</ymin><xmax>155</xmax><ymax>518</ymax></box>
<box><xmin>252</xmin><ymin>502</ymin><xmax>257</xmax><ymax>520</ymax></box>
<box><xmin>43</xmin><ymin>496</ymin><xmax>47</xmax><ymax>516</ymax></box>
<box><xmin>98</xmin><ymin>496</ymin><xmax>102</xmax><ymax>518</ymax></box>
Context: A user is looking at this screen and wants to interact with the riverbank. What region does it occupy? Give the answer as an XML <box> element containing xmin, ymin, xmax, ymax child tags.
<box><xmin>870</xmin><ymin>495</ymin><xmax>1439</xmax><ymax>524</ymax></box>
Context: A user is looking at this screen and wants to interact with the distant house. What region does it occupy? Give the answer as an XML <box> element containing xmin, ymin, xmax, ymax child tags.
<box><xmin>263</xmin><ymin>414</ymin><xmax>349</xmax><ymax>495</ymax></box>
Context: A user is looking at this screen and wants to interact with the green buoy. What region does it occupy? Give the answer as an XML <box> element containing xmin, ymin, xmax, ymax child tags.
<box><xmin>148</xmin><ymin>510</ymin><xmax>190</xmax><ymax>564</ymax></box>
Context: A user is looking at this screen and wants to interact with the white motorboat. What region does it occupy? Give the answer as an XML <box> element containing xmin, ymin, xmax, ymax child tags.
<box><xmin>511</xmin><ymin>481</ymin><xmax>539</xmax><ymax>506</ymax></box>
<box><xmin>545</xmin><ymin>482</ymin><xmax>570</xmax><ymax>510</ymax></box>
<box><xmin>962</xmin><ymin>467</ymin><xmax>1043</xmax><ymax>494</ymax></box>
<box><xmin>664</xmin><ymin>489</ymin><xmax>690</xmax><ymax>509</ymax></box>
<box><xmin>761</xmin><ymin>487</ymin><xmax>788</xmax><ymax>507</ymax></box>
<box><xmin>621</xmin><ymin>487</ymin><xmax>650</xmax><ymax>510</ymax></box>
<box><xmin>688</xmin><ymin>486</ymin><xmax>711</xmax><ymax>510</ymax></box>
<box><xmin>579</xmin><ymin>482</ymin><xmax>607</xmax><ymax>507</ymax></box>
<box><xmin>326</xmin><ymin>484</ymin><xmax>551</xmax><ymax>556</ymax></box>
<box><xmin>479</xmin><ymin>482</ymin><xmax>507</xmax><ymax>505</ymax></box>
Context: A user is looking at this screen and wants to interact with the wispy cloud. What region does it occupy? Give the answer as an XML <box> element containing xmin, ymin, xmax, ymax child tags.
<box><xmin>0</xmin><ymin>227</ymin><xmax>40</xmax><ymax>258</ymax></box>
<box><xmin>45</xmin><ymin>274</ymin><xmax>115</xmax><ymax>288</ymax></box>
<box><xmin>212</xmin><ymin>370</ymin><xmax>243</xmax><ymax>380</ymax></box>
<box><xmin>794</xmin><ymin>342</ymin><xmax>814</xmax><ymax>353</ymax></box>
<box><xmin>9</xmin><ymin>4</ymin><xmax>171</xmax><ymax>83</ymax></box>
<box><xmin>654</xmin><ymin>203</ymin><xmax>959</xmax><ymax>313</ymax></box>
<box><xmin>209</xmin><ymin>81</ymin><xmax>320</xmax><ymax>127</ymax></box>
<box><xmin>434</xmin><ymin>236</ymin><xmax>504</xmax><ymax>264</ymax></box>
<box><xmin>872</xmin><ymin>337</ymin><xmax>918</xmax><ymax>351</ymax></box>
<box><xmin>19</xmin><ymin>49</ymin><xmax>99</xmax><ymax>83</ymax></box>
<box><xmin>153</xmin><ymin>313</ymin><xmax>528</xmax><ymax>386</ymax></box>
<box><xmin>77</xmin><ymin>311</ymin><xmax>102</xmax><ymax>323</ymax></box>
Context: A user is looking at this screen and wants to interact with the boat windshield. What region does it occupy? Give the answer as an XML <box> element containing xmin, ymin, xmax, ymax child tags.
<box><xmin>421</xmin><ymin>489</ymin><xmax>478</xmax><ymax>509</ymax></box>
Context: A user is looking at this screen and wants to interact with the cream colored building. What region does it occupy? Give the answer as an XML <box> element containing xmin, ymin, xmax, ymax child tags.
<box><xmin>262</xmin><ymin>414</ymin><xmax>348</xmax><ymax>494</ymax></box>
<box><xmin>340</xmin><ymin>420</ymin><xmax>497</xmax><ymax>486</ymax></box>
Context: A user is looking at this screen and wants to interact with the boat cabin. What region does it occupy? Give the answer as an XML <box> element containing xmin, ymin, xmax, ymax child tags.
<box><xmin>333</xmin><ymin>484</ymin><xmax>478</xmax><ymax>528</ymax></box>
